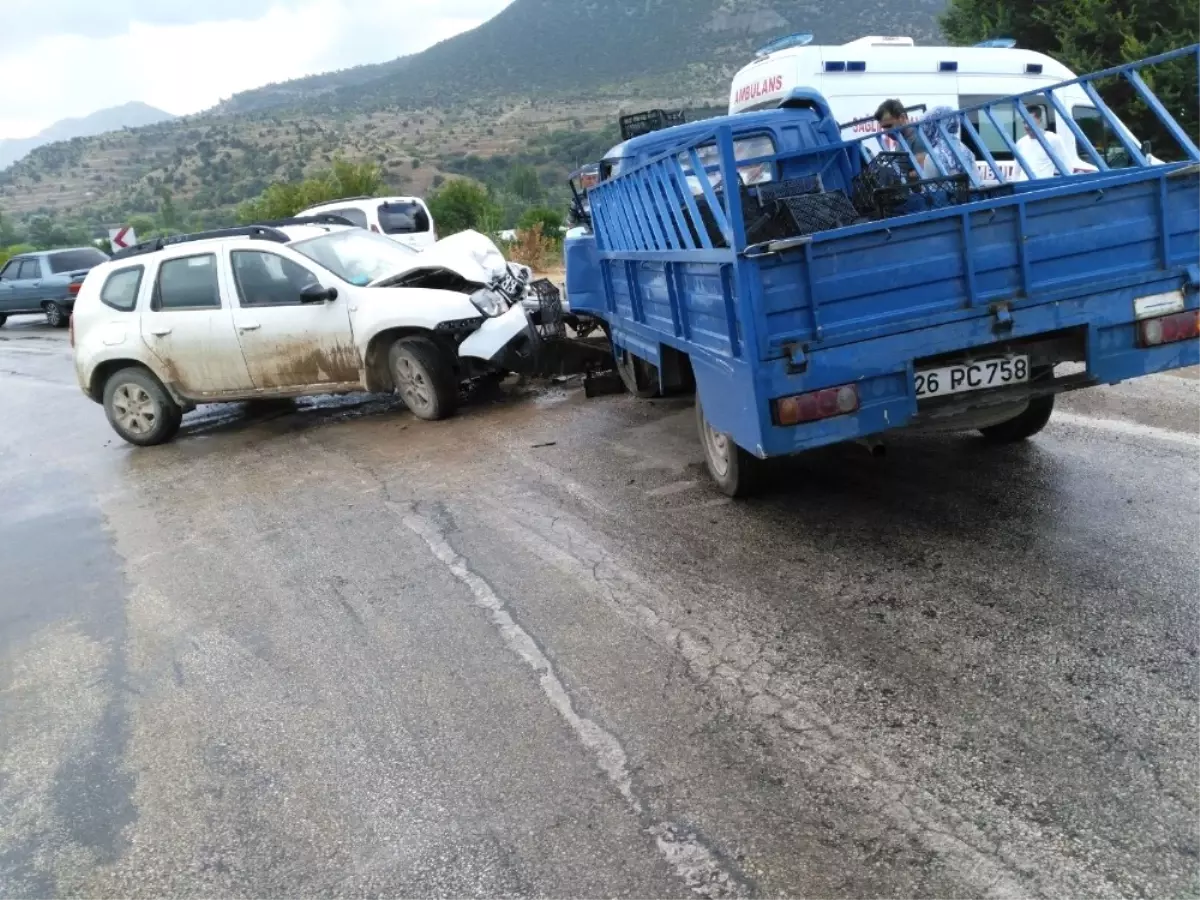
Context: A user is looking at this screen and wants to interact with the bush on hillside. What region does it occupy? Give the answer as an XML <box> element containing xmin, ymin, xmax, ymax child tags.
<box><xmin>427</xmin><ymin>179</ymin><xmax>500</xmax><ymax>235</ymax></box>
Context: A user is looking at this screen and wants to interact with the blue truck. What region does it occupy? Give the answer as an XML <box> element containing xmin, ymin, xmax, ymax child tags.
<box><xmin>564</xmin><ymin>46</ymin><xmax>1200</xmax><ymax>495</ymax></box>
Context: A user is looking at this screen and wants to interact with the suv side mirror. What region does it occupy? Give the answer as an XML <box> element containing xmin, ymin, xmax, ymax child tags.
<box><xmin>300</xmin><ymin>283</ymin><xmax>337</xmax><ymax>303</ymax></box>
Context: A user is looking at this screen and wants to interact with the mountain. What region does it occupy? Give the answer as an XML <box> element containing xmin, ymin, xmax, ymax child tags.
<box><xmin>0</xmin><ymin>0</ymin><xmax>945</xmax><ymax>225</ymax></box>
<box><xmin>0</xmin><ymin>102</ymin><xmax>176</xmax><ymax>170</ymax></box>
<box><xmin>223</xmin><ymin>0</ymin><xmax>947</xmax><ymax>115</ymax></box>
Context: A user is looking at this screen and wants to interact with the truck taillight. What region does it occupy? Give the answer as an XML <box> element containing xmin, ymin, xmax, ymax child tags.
<box><xmin>773</xmin><ymin>384</ymin><xmax>859</xmax><ymax>426</ymax></box>
<box><xmin>1139</xmin><ymin>310</ymin><xmax>1199</xmax><ymax>347</ymax></box>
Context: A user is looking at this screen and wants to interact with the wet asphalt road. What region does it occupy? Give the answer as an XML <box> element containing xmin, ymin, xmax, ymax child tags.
<box><xmin>0</xmin><ymin>314</ymin><xmax>1197</xmax><ymax>899</ymax></box>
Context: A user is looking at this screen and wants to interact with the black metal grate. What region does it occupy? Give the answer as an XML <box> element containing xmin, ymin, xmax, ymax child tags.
<box><xmin>851</xmin><ymin>151</ymin><xmax>912</xmax><ymax>215</ymax></box>
<box><xmin>778</xmin><ymin>191</ymin><xmax>862</xmax><ymax>237</ymax></box>
<box><xmin>751</xmin><ymin>175</ymin><xmax>823</xmax><ymax>206</ymax></box>
<box><xmin>529</xmin><ymin>279</ymin><xmax>565</xmax><ymax>341</ymax></box>
<box><xmin>871</xmin><ymin>173</ymin><xmax>972</xmax><ymax>218</ymax></box>
<box><xmin>619</xmin><ymin>109</ymin><xmax>686</xmax><ymax>141</ymax></box>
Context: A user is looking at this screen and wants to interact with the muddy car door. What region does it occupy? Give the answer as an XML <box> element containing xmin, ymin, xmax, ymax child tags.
<box><xmin>140</xmin><ymin>251</ymin><xmax>256</xmax><ymax>396</ymax></box>
<box><xmin>226</xmin><ymin>248</ymin><xmax>359</xmax><ymax>390</ymax></box>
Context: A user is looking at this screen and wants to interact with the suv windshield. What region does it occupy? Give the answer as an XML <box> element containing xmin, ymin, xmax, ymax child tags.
<box><xmin>290</xmin><ymin>228</ymin><xmax>417</xmax><ymax>285</ymax></box>
<box><xmin>47</xmin><ymin>248</ymin><xmax>109</xmax><ymax>274</ymax></box>
<box><xmin>377</xmin><ymin>201</ymin><xmax>430</xmax><ymax>235</ymax></box>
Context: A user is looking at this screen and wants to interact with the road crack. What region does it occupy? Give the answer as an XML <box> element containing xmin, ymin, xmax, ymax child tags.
<box><xmin>394</xmin><ymin>500</ymin><xmax>751</xmax><ymax>899</ymax></box>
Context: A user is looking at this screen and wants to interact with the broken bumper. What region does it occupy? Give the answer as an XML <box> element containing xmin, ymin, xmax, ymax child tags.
<box><xmin>458</xmin><ymin>303</ymin><xmax>543</xmax><ymax>374</ymax></box>
<box><xmin>460</xmin><ymin>280</ymin><xmax>566</xmax><ymax>375</ymax></box>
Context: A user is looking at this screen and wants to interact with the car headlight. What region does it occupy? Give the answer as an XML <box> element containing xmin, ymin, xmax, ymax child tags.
<box><xmin>470</xmin><ymin>288</ymin><xmax>508</xmax><ymax>318</ymax></box>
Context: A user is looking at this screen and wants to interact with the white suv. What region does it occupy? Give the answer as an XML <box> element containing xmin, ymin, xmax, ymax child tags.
<box><xmin>72</xmin><ymin>217</ymin><xmax>559</xmax><ymax>446</ymax></box>
<box><xmin>297</xmin><ymin>196</ymin><xmax>437</xmax><ymax>249</ymax></box>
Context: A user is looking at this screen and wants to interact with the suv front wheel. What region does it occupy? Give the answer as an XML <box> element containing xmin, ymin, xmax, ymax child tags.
<box><xmin>388</xmin><ymin>337</ymin><xmax>458</xmax><ymax>421</ymax></box>
<box><xmin>103</xmin><ymin>367</ymin><xmax>183</xmax><ymax>446</ymax></box>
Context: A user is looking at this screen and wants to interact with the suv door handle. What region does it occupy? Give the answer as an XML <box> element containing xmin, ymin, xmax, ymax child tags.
<box><xmin>238</xmin><ymin>323</ymin><xmax>261</xmax><ymax>331</ymax></box>
<box><xmin>149</xmin><ymin>327</ymin><xmax>172</xmax><ymax>336</ymax></box>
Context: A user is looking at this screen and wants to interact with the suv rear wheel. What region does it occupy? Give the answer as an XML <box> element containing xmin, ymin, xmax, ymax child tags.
<box><xmin>389</xmin><ymin>337</ymin><xmax>458</xmax><ymax>421</ymax></box>
<box><xmin>103</xmin><ymin>367</ymin><xmax>183</xmax><ymax>446</ymax></box>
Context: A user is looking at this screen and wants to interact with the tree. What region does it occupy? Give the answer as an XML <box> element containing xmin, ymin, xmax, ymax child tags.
<box><xmin>235</xmin><ymin>158</ymin><xmax>383</xmax><ymax>223</ymax></box>
<box><xmin>518</xmin><ymin>206</ymin><xmax>565</xmax><ymax>237</ymax></box>
<box><xmin>507</xmin><ymin>164</ymin><xmax>543</xmax><ymax>203</ymax></box>
<box><xmin>27</xmin><ymin>216</ymin><xmax>69</xmax><ymax>249</ymax></box>
<box><xmin>941</xmin><ymin>0</ymin><xmax>1199</xmax><ymax>148</ymax></box>
<box><xmin>427</xmin><ymin>179</ymin><xmax>501</xmax><ymax>235</ymax></box>
<box><xmin>157</xmin><ymin>187</ymin><xmax>180</xmax><ymax>231</ymax></box>
<box><xmin>0</xmin><ymin>212</ymin><xmax>16</xmax><ymax>247</ymax></box>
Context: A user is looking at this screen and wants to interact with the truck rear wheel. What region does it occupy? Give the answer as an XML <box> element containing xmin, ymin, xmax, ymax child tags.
<box><xmin>696</xmin><ymin>397</ymin><xmax>764</xmax><ymax>497</ymax></box>
<box><xmin>979</xmin><ymin>393</ymin><xmax>1055</xmax><ymax>443</ymax></box>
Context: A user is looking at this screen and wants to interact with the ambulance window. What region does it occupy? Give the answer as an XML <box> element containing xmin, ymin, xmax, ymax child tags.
<box><xmin>1072</xmin><ymin>105</ymin><xmax>1130</xmax><ymax>167</ymax></box>
<box><xmin>961</xmin><ymin>95</ymin><xmax>1052</xmax><ymax>159</ymax></box>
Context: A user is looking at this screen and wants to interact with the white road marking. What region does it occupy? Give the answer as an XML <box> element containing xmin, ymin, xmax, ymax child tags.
<box><xmin>400</xmin><ymin>505</ymin><xmax>745</xmax><ymax>898</ymax></box>
<box><xmin>645</xmin><ymin>480</ymin><xmax>700</xmax><ymax>498</ymax></box>
<box><xmin>1053</xmin><ymin>411</ymin><xmax>1200</xmax><ymax>447</ymax></box>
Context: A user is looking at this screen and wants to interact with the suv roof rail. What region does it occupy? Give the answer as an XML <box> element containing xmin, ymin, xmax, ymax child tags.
<box><xmin>109</xmin><ymin>225</ymin><xmax>290</xmax><ymax>261</ymax></box>
<box><xmin>254</xmin><ymin>214</ymin><xmax>357</xmax><ymax>228</ymax></box>
<box><xmin>314</xmin><ymin>195</ymin><xmax>378</xmax><ymax>204</ymax></box>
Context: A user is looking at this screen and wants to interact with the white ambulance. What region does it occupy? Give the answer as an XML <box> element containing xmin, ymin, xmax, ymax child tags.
<box><xmin>729</xmin><ymin>34</ymin><xmax>1146</xmax><ymax>181</ymax></box>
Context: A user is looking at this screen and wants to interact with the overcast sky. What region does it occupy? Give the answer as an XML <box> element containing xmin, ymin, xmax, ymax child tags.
<box><xmin>0</xmin><ymin>0</ymin><xmax>515</xmax><ymax>139</ymax></box>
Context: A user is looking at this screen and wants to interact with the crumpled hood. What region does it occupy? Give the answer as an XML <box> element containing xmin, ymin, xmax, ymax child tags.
<box><xmin>369</xmin><ymin>230</ymin><xmax>532</xmax><ymax>288</ymax></box>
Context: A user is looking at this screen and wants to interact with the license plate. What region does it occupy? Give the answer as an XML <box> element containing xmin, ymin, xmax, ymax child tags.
<box><xmin>915</xmin><ymin>355</ymin><xmax>1029</xmax><ymax>399</ymax></box>
<box><xmin>493</xmin><ymin>273</ymin><xmax>524</xmax><ymax>300</ymax></box>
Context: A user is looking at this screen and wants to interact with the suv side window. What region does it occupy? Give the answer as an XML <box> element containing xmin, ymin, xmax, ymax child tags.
<box><xmin>231</xmin><ymin>250</ymin><xmax>319</xmax><ymax>307</ymax></box>
<box><xmin>153</xmin><ymin>254</ymin><xmax>221</xmax><ymax>310</ymax></box>
<box><xmin>322</xmin><ymin>207</ymin><xmax>369</xmax><ymax>229</ymax></box>
<box><xmin>0</xmin><ymin>260</ymin><xmax>22</xmax><ymax>281</ymax></box>
<box><xmin>100</xmin><ymin>266</ymin><xmax>144</xmax><ymax>312</ymax></box>
<box><xmin>17</xmin><ymin>259</ymin><xmax>42</xmax><ymax>280</ymax></box>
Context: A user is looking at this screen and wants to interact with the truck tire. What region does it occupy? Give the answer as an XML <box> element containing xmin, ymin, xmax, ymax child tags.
<box><xmin>103</xmin><ymin>367</ymin><xmax>183</xmax><ymax>446</ymax></box>
<box><xmin>43</xmin><ymin>301</ymin><xmax>68</xmax><ymax>328</ymax></box>
<box><xmin>389</xmin><ymin>337</ymin><xmax>457</xmax><ymax>421</ymax></box>
<box><xmin>696</xmin><ymin>396</ymin><xmax>764</xmax><ymax>497</ymax></box>
<box><xmin>616</xmin><ymin>348</ymin><xmax>661</xmax><ymax>398</ymax></box>
<box><xmin>979</xmin><ymin>393</ymin><xmax>1055</xmax><ymax>443</ymax></box>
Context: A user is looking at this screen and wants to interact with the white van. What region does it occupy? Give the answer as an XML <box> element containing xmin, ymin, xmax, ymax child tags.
<box><xmin>729</xmin><ymin>34</ymin><xmax>1142</xmax><ymax>181</ymax></box>
<box><xmin>297</xmin><ymin>196</ymin><xmax>438</xmax><ymax>250</ymax></box>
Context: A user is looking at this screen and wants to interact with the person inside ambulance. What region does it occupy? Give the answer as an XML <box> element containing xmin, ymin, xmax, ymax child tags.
<box><xmin>1014</xmin><ymin>106</ymin><xmax>1072</xmax><ymax>179</ymax></box>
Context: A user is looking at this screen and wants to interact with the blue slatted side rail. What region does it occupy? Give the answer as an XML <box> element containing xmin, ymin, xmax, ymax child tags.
<box><xmin>851</xmin><ymin>44</ymin><xmax>1199</xmax><ymax>186</ymax></box>
<box><xmin>588</xmin><ymin>124</ymin><xmax>747</xmax><ymax>263</ymax></box>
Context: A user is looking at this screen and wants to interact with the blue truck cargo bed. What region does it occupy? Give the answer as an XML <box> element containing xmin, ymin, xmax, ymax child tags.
<box><xmin>565</xmin><ymin>45</ymin><xmax>1200</xmax><ymax>495</ymax></box>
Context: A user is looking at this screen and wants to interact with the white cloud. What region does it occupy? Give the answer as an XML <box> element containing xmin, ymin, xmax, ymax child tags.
<box><xmin>0</xmin><ymin>0</ymin><xmax>515</xmax><ymax>138</ymax></box>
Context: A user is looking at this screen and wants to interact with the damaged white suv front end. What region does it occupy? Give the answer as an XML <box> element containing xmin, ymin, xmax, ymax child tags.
<box><xmin>354</xmin><ymin>228</ymin><xmax>563</xmax><ymax>376</ymax></box>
